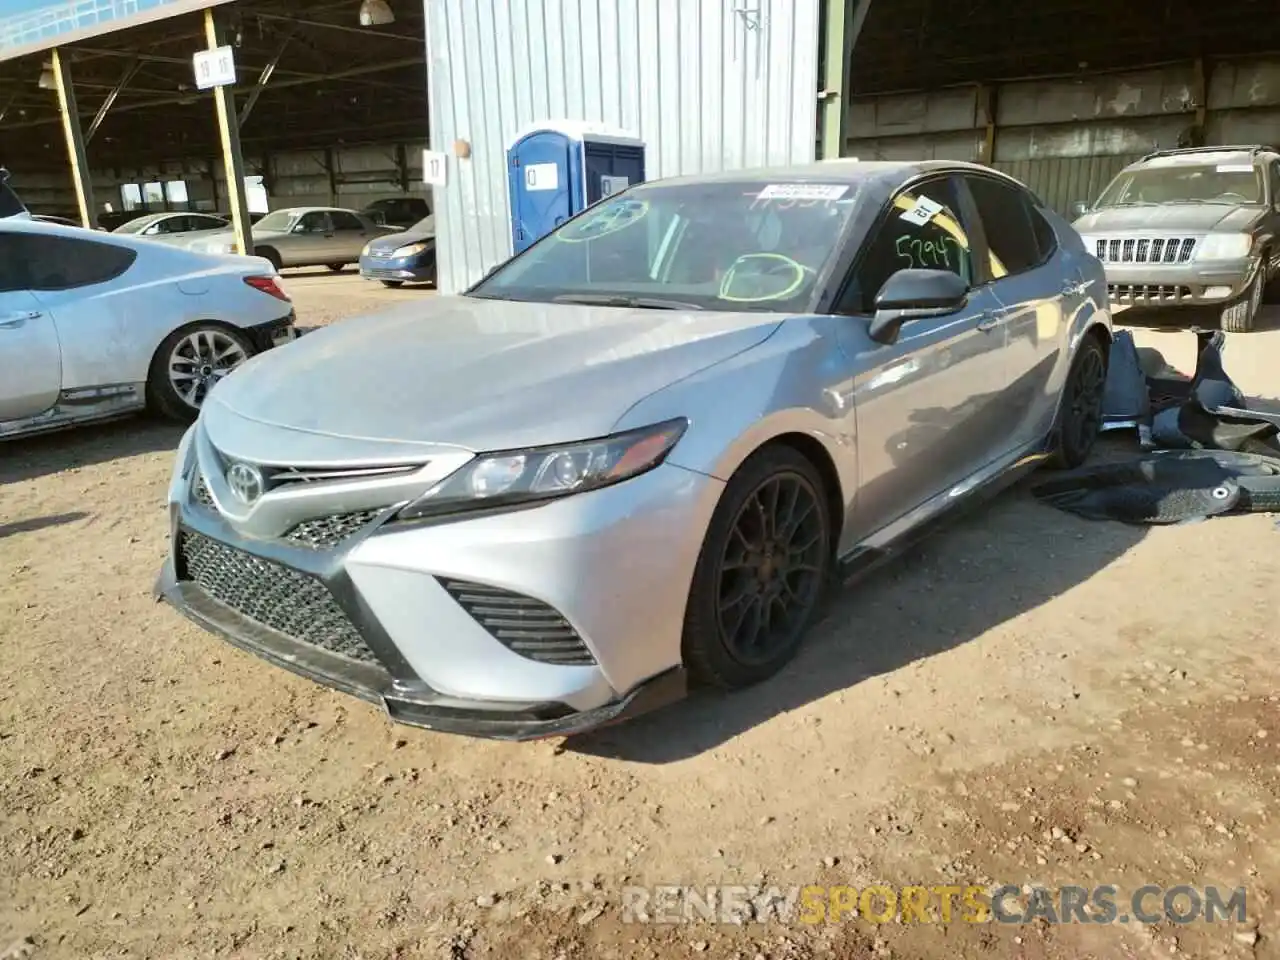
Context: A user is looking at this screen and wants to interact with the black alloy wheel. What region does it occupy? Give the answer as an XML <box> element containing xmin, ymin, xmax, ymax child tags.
<box><xmin>1050</xmin><ymin>337</ymin><xmax>1107</xmax><ymax>469</ymax></box>
<box><xmin>682</xmin><ymin>446</ymin><xmax>832</xmax><ymax>688</ymax></box>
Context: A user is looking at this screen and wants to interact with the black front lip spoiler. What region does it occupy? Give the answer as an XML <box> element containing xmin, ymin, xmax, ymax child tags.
<box><xmin>153</xmin><ymin>560</ymin><xmax>687</xmax><ymax>742</ymax></box>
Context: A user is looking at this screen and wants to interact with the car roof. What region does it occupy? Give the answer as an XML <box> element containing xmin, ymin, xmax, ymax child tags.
<box><xmin>274</xmin><ymin>206</ymin><xmax>363</xmax><ymax>216</ymax></box>
<box><xmin>640</xmin><ymin>158</ymin><xmax>1029</xmax><ymax>192</ymax></box>
<box><xmin>1129</xmin><ymin>147</ymin><xmax>1277</xmax><ymax>170</ymax></box>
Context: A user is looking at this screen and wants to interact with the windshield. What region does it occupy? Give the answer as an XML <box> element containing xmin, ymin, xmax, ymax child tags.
<box><xmin>1095</xmin><ymin>163</ymin><xmax>1263</xmax><ymax>207</ymax></box>
<box><xmin>411</xmin><ymin>214</ymin><xmax>435</xmax><ymax>234</ymax></box>
<box><xmin>115</xmin><ymin>215</ymin><xmax>161</xmax><ymax>234</ymax></box>
<box><xmin>255</xmin><ymin>210</ymin><xmax>297</xmax><ymax>232</ymax></box>
<box><xmin>469</xmin><ymin>180</ymin><xmax>860</xmax><ymax>312</ymax></box>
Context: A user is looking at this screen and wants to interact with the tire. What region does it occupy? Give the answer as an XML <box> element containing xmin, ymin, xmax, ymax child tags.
<box><xmin>380</xmin><ymin>280</ymin><xmax>405</xmax><ymax>288</ymax></box>
<box><xmin>1263</xmin><ymin>252</ymin><xmax>1280</xmax><ymax>304</ymax></box>
<box><xmin>1047</xmin><ymin>334</ymin><xmax>1107</xmax><ymax>470</ymax></box>
<box><xmin>327</xmin><ymin>263</ymin><xmax>346</xmax><ymax>272</ymax></box>
<box><xmin>255</xmin><ymin>246</ymin><xmax>282</xmax><ymax>271</ymax></box>
<box><xmin>147</xmin><ymin>323</ymin><xmax>255</xmax><ymax>423</ymax></box>
<box><xmin>681</xmin><ymin>446</ymin><xmax>833</xmax><ymax>690</ymax></box>
<box><xmin>1222</xmin><ymin>272</ymin><xmax>1263</xmax><ymax>333</ymax></box>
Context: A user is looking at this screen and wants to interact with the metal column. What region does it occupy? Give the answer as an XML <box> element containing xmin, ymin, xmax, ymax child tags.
<box><xmin>204</xmin><ymin>7</ymin><xmax>253</xmax><ymax>257</ymax></box>
<box><xmin>819</xmin><ymin>0</ymin><xmax>873</xmax><ymax>160</ymax></box>
<box><xmin>50</xmin><ymin>48</ymin><xmax>96</xmax><ymax>229</ymax></box>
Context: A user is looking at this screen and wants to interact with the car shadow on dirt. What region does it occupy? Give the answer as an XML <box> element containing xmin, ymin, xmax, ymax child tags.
<box><xmin>568</xmin><ymin>439</ymin><xmax>1151</xmax><ymax>763</ymax></box>
<box><xmin>0</xmin><ymin>511</ymin><xmax>90</xmax><ymax>539</ymax></box>
<box><xmin>0</xmin><ymin>418</ymin><xmax>185</xmax><ymax>486</ymax></box>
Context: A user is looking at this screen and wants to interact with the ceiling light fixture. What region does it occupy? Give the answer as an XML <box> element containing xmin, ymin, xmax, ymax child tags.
<box><xmin>358</xmin><ymin>0</ymin><xmax>394</xmax><ymax>26</ymax></box>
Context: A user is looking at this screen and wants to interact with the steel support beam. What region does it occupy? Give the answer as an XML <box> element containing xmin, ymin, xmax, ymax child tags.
<box><xmin>819</xmin><ymin>0</ymin><xmax>873</xmax><ymax>159</ymax></box>
<box><xmin>238</xmin><ymin>29</ymin><xmax>294</xmax><ymax>129</ymax></box>
<box><xmin>977</xmin><ymin>84</ymin><xmax>999</xmax><ymax>165</ymax></box>
<box><xmin>204</xmin><ymin>8</ymin><xmax>253</xmax><ymax>257</ymax></box>
<box><xmin>86</xmin><ymin>57</ymin><xmax>141</xmax><ymax>144</ymax></box>
<box><xmin>51</xmin><ymin>48</ymin><xmax>97</xmax><ymax>229</ymax></box>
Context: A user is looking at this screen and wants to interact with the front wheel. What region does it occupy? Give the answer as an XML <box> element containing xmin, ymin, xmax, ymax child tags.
<box><xmin>327</xmin><ymin>263</ymin><xmax>346</xmax><ymax>273</ymax></box>
<box><xmin>380</xmin><ymin>280</ymin><xmax>404</xmax><ymax>288</ymax></box>
<box><xmin>681</xmin><ymin>446</ymin><xmax>833</xmax><ymax>689</ymax></box>
<box><xmin>1221</xmin><ymin>272</ymin><xmax>1263</xmax><ymax>333</ymax></box>
<box><xmin>147</xmin><ymin>323</ymin><xmax>254</xmax><ymax>422</ymax></box>
<box><xmin>1047</xmin><ymin>335</ymin><xmax>1107</xmax><ymax>469</ymax></box>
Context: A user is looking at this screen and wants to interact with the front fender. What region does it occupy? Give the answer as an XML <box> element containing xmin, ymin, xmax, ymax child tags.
<box><xmin>612</xmin><ymin>316</ymin><xmax>856</xmax><ymax>512</ymax></box>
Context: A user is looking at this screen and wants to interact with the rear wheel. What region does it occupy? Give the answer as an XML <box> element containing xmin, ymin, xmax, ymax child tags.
<box><xmin>327</xmin><ymin>263</ymin><xmax>346</xmax><ymax>273</ymax></box>
<box><xmin>682</xmin><ymin>446</ymin><xmax>832</xmax><ymax>689</ymax></box>
<box><xmin>1047</xmin><ymin>335</ymin><xmax>1107</xmax><ymax>469</ymax></box>
<box><xmin>147</xmin><ymin>323</ymin><xmax>254</xmax><ymax>422</ymax></box>
<box><xmin>380</xmin><ymin>280</ymin><xmax>405</xmax><ymax>288</ymax></box>
<box><xmin>1222</xmin><ymin>272</ymin><xmax>1263</xmax><ymax>333</ymax></box>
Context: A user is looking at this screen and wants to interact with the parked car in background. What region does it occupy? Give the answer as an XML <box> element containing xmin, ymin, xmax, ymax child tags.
<box><xmin>156</xmin><ymin>159</ymin><xmax>1111</xmax><ymax>740</ymax></box>
<box><xmin>185</xmin><ymin>206</ymin><xmax>395</xmax><ymax>271</ymax></box>
<box><xmin>1072</xmin><ymin>144</ymin><xmax>1280</xmax><ymax>332</ymax></box>
<box><xmin>359</xmin><ymin>214</ymin><xmax>435</xmax><ymax>287</ymax></box>
<box><xmin>0</xmin><ymin>218</ymin><xmax>297</xmax><ymax>439</ymax></box>
<box><xmin>361</xmin><ymin>196</ymin><xmax>430</xmax><ymax>228</ymax></box>
<box><xmin>114</xmin><ymin>211</ymin><xmax>231</xmax><ymax>243</ymax></box>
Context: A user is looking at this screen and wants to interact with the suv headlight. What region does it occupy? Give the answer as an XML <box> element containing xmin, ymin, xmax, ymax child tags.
<box><xmin>1196</xmin><ymin>233</ymin><xmax>1253</xmax><ymax>261</ymax></box>
<box><xmin>396</xmin><ymin>418</ymin><xmax>688</xmax><ymax>521</ymax></box>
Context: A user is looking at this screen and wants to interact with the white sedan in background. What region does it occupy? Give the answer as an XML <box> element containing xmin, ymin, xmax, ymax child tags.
<box><xmin>112</xmin><ymin>211</ymin><xmax>231</xmax><ymax>245</ymax></box>
<box><xmin>0</xmin><ymin>218</ymin><xmax>298</xmax><ymax>440</ymax></box>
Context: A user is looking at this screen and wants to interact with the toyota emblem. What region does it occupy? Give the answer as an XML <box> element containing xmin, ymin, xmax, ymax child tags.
<box><xmin>225</xmin><ymin>462</ymin><xmax>265</xmax><ymax>506</ymax></box>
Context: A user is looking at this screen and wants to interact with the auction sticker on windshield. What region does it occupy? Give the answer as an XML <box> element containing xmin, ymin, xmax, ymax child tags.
<box><xmin>901</xmin><ymin>195</ymin><xmax>944</xmax><ymax>226</ymax></box>
<box><xmin>757</xmin><ymin>184</ymin><xmax>848</xmax><ymax>201</ymax></box>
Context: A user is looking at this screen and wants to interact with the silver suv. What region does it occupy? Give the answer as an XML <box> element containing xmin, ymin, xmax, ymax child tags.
<box><xmin>1071</xmin><ymin>145</ymin><xmax>1280</xmax><ymax>332</ymax></box>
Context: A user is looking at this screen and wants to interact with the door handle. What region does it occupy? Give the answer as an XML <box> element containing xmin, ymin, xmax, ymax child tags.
<box><xmin>0</xmin><ymin>310</ymin><xmax>40</xmax><ymax>329</ymax></box>
<box><xmin>976</xmin><ymin>313</ymin><xmax>999</xmax><ymax>332</ymax></box>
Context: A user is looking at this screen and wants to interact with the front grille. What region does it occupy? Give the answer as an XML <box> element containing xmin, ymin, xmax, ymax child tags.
<box><xmin>441</xmin><ymin>579</ymin><xmax>596</xmax><ymax>666</ymax></box>
<box><xmin>1095</xmin><ymin>237</ymin><xmax>1196</xmax><ymax>264</ymax></box>
<box><xmin>178</xmin><ymin>530</ymin><xmax>382</xmax><ymax>665</ymax></box>
<box><xmin>192</xmin><ymin>472</ymin><xmax>214</xmax><ymax>508</ymax></box>
<box><xmin>1108</xmin><ymin>283</ymin><xmax>1193</xmax><ymax>303</ymax></box>
<box><xmin>285</xmin><ymin>510</ymin><xmax>382</xmax><ymax>549</ymax></box>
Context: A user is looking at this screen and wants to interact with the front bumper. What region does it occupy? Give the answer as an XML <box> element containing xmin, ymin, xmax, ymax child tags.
<box><xmin>1103</xmin><ymin>260</ymin><xmax>1258</xmax><ymax>307</ymax></box>
<box><xmin>359</xmin><ymin>250</ymin><xmax>436</xmax><ymax>282</ymax></box>
<box><xmin>154</xmin><ymin>450</ymin><xmax>720</xmax><ymax>740</ymax></box>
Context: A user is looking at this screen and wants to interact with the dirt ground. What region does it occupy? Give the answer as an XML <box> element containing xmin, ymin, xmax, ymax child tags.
<box><xmin>2</xmin><ymin>268</ymin><xmax>1279</xmax><ymax>960</ymax></box>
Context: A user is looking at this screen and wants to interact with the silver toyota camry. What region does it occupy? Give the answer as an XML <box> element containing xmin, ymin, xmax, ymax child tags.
<box><xmin>156</xmin><ymin>159</ymin><xmax>1112</xmax><ymax>741</ymax></box>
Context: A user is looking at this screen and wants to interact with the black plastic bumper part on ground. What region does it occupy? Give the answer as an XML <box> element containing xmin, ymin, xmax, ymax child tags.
<box><xmin>153</xmin><ymin>559</ymin><xmax>687</xmax><ymax>741</ymax></box>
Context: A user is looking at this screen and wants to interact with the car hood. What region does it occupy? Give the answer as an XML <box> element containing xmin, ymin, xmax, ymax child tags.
<box><xmin>1073</xmin><ymin>204</ymin><xmax>1263</xmax><ymax>234</ymax></box>
<box><xmin>366</xmin><ymin>228</ymin><xmax>434</xmax><ymax>253</ymax></box>
<box><xmin>203</xmin><ymin>295</ymin><xmax>783</xmax><ymax>462</ymax></box>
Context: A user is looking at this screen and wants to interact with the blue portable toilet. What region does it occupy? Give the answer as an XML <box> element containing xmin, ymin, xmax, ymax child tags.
<box><xmin>507</xmin><ymin>121</ymin><xmax>647</xmax><ymax>253</ymax></box>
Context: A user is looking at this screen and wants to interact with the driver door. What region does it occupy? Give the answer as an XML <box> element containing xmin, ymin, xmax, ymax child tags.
<box><xmin>285</xmin><ymin>211</ymin><xmax>333</xmax><ymax>266</ymax></box>
<box><xmin>833</xmin><ymin>175</ymin><xmax>1011</xmax><ymax>546</ymax></box>
<box><xmin>0</xmin><ymin>232</ymin><xmax>62</xmax><ymax>421</ymax></box>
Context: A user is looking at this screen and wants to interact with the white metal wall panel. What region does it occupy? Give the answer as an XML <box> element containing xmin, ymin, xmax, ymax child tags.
<box><xmin>425</xmin><ymin>0</ymin><xmax>821</xmax><ymax>294</ymax></box>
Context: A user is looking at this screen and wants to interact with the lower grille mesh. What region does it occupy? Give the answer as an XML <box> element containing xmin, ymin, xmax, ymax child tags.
<box><xmin>179</xmin><ymin>530</ymin><xmax>382</xmax><ymax>665</ymax></box>
<box><xmin>441</xmin><ymin>579</ymin><xmax>596</xmax><ymax>666</ymax></box>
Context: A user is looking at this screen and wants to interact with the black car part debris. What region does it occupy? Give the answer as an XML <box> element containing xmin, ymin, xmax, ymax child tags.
<box><xmin>1040</xmin><ymin>329</ymin><xmax>1280</xmax><ymax>524</ymax></box>
<box><xmin>1032</xmin><ymin>449</ymin><xmax>1280</xmax><ymax>524</ymax></box>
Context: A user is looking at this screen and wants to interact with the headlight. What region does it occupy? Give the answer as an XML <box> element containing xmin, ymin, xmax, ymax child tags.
<box><xmin>396</xmin><ymin>418</ymin><xmax>688</xmax><ymax>521</ymax></box>
<box><xmin>393</xmin><ymin>240</ymin><xmax>432</xmax><ymax>258</ymax></box>
<box><xmin>1196</xmin><ymin>233</ymin><xmax>1252</xmax><ymax>260</ymax></box>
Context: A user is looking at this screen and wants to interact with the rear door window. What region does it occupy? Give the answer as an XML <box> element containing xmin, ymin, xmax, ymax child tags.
<box><xmin>331</xmin><ymin>211</ymin><xmax>365</xmax><ymax>231</ymax></box>
<box><xmin>964</xmin><ymin>176</ymin><xmax>1043</xmax><ymax>278</ymax></box>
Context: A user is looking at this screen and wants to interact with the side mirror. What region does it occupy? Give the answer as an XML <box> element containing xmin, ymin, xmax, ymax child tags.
<box><xmin>1072</xmin><ymin>200</ymin><xmax>1090</xmax><ymax>219</ymax></box>
<box><xmin>868</xmin><ymin>269</ymin><xmax>968</xmax><ymax>345</ymax></box>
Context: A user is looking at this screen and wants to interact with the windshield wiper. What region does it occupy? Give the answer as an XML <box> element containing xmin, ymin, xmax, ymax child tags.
<box><xmin>551</xmin><ymin>294</ymin><xmax>703</xmax><ymax>311</ymax></box>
